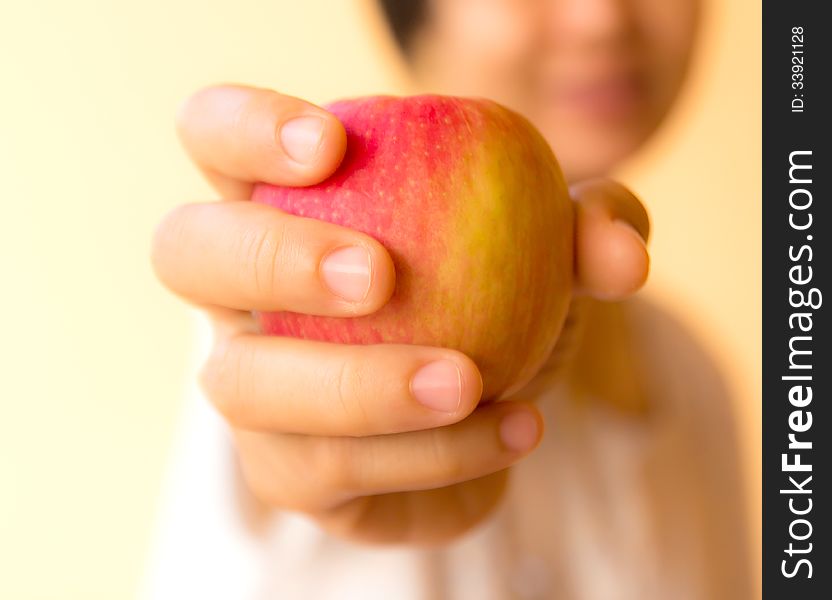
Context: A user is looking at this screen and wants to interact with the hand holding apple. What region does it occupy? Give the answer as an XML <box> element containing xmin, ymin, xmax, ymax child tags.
<box><xmin>153</xmin><ymin>85</ymin><xmax>649</xmax><ymax>545</ymax></box>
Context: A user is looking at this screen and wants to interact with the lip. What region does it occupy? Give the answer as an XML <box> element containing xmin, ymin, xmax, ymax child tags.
<box><xmin>548</xmin><ymin>70</ymin><xmax>645</xmax><ymax>121</ymax></box>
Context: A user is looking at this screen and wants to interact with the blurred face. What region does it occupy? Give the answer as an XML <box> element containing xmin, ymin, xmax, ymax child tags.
<box><xmin>409</xmin><ymin>0</ymin><xmax>700</xmax><ymax>181</ymax></box>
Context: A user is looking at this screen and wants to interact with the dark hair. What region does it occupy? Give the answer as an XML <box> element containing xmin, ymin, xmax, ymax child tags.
<box><xmin>376</xmin><ymin>0</ymin><xmax>428</xmax><ymax>53</ymax></box>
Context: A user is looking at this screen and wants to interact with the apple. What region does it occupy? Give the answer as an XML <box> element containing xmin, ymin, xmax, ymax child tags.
<box><xmin>252</xmin><ymin>95</ymin><xmax>573</xmax><ymax>400</ymax></box>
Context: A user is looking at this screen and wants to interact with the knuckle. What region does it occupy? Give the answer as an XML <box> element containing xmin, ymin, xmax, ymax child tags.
<box><xmin>173</xmin><ymin>89</ymin><xmax>204</xmax><ymax>138</ymax></box>
<box><xmin>236</xmin><ymin>218</ymin><xmax>305</xmax><ymax>302</ymax></box>
<box><xmin>238</xmin><ymin>455</ymin><xmax>291</xmax><ymax>509</ymax></box>
<box><xmin>227</xmin><ymin>93</ymin><xmax>258</xmax><ymax>158</ymax></box>
<box><xmin>237</xmin><ymin>457</ymin><xmax>275</xmax><ymax>505</ymax></box>
<box><xmin>200</xmin><ymin>337</ymin><xmax>256</xmax><ymax>427</ymax></box>
<box><xmin>149</xmin><ymin>205</ymin><xmax>189</xmax><ymax>282</ymax></box>
<box><xmin>308</xmin><ymin>438</ymin><xmax>355</xmax><ymax>496</ymax></box>
<box><xmin>264</xmin><ymin>439</ymin><xmax>354</xmax><ymax>512</ymax></box>
<box><xmin>234</xmin><ymin>434</ymin><xmax>309</xmax><ymax>511</ymax></box>
<box><xmin>331</xmin><ymin>357</ymin><xmax>370</xmax><ymax>427</ymax></box>
<box><xmin>175</xmin><ymin>86</ymin><xmax>240</xmax><ymax>148</ymax></box>
<box><xmin>428</xmin><ymin>429</ymin><xmax>465</xmax><ymax>481</ymax></box>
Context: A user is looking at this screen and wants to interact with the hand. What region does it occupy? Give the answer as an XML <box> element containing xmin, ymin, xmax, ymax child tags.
<box><xmin>516</xmin><ymin>178</ymin><xmax>651</xmax><ymax>398</ymax></box>
<box><xmin>151</xmin><ymin>85</ymin><xmax>649</xmax><ymax>546</ymax></box>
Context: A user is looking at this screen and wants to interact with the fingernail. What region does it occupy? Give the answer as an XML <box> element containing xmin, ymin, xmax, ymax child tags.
<box><xmin>499</xmin><ymin>411</ymin><xmax>539</xmax><ymax>452</ymax></box>
<box><xmin>321</xmin><ymin>246</ymin><xmax>372</xmax><ymax>302</ymax></box>
<box><xmin>279</xmin><ymin>116</ymin><xmax>326</xmax><ymax>164</ymax></box>
<box><xmin>411</xmin><ymin>360</ymin><xmax>462</xmax><ymax>413</ymax></box>
<box><xmin>614</xmin><ymin>219</ymin><xmax>647</xmax><ymax>243</ymax></box>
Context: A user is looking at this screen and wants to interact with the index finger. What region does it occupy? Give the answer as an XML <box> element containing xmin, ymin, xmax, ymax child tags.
<box><xmin>176</xmin><ymin>84</ymin><xmax>347</xmax><ymax>199</ymax></box>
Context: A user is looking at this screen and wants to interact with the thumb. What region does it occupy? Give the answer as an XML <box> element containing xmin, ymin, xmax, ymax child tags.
<box><xmin>570</xmin><ymin>178</ymin><xmax>650</xmax><ymax>300</ymax></box>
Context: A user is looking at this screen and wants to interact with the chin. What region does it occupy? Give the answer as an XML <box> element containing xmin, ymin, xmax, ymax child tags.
<box><xmin>535</xmin><ymin>113</ymin><xmax>653</xmax><ymax>183</ymax></box>
<box><xmin>551</xmin><ymin>134</ymin><xmax>644</xmax><ymax>183</ymax></box>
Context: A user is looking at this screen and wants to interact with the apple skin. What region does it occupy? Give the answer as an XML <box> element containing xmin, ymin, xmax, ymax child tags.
<box><xmin>252</xmin><ymin>95</ymin><xmax>573</xmax><ymax>400</ymax></box>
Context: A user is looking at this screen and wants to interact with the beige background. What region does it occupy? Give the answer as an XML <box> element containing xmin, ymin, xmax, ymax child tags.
<box><xmin>0</xmin><ymin>0</ymin><xmax>759</xmax><ymax>597</ymax></box>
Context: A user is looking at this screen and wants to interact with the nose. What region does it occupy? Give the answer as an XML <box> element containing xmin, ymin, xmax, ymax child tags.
<box><xmin>548</xmin><ymin>0</ymin><xmax>631</xmax><ymax>45</ymax></box>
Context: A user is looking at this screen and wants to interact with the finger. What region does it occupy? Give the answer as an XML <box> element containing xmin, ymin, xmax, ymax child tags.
<box><xmin>201</xmin><ymin>336</ymin><xmax>483</xmax><ymax>436</ymax></box>
<box><xmin>235</xmin><ymin>402</ymin><xmax>543</xmax><ymax>511</ymax></box>
<box><xmin>176</xmin><ymin>85</ymin><xmax>347</xmax><ymax>199</ymax></box>
<box><xmin>571</xmin><ymin>178</ymin><xmax>650</xmax><ymax>300</ymax></box>
<box><xmin>151</xmin><ymin>201</ymin><xmax>395</xmax><ymax>314</ymax></box>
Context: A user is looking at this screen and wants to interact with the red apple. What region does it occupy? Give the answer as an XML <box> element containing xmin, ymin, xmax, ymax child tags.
<box><xmin>252</xmin><ymin>95</ymin><xmax>573</xmax><ymax>399</ymax></box>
